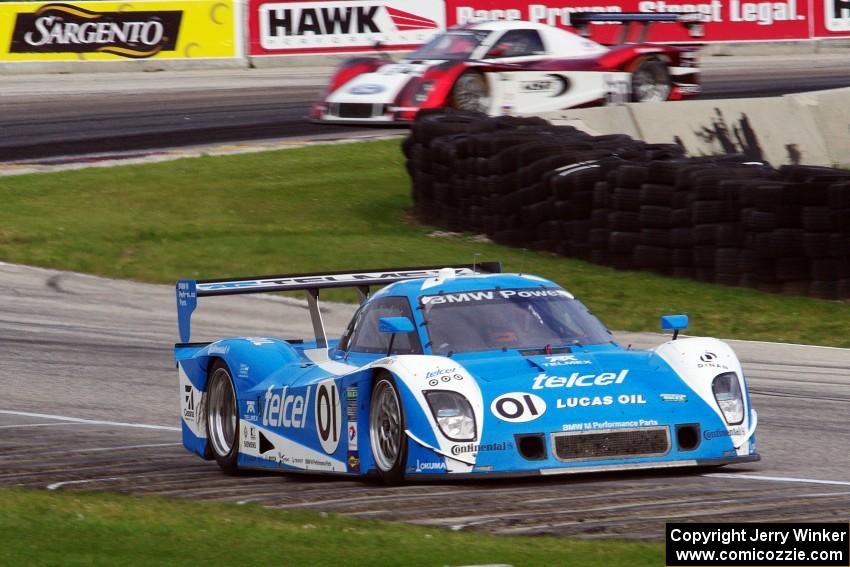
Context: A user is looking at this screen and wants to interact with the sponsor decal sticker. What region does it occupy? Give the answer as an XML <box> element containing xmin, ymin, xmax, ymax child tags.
<box><xmin>262</xmin><ymin>385</ymin><xmax>311</xmax><ymax>429</ymax></box>
<box><xmin>698</xmin><ymin>351</ymin><xmax>729</xmax><ymax>370</ymax></box>
<box><xmin>556</xmin><ymin>393</ymin><xmax>647</xmax><ymax>409</ymax></box>
<box><xmin>540</xmin><ymin>354</ymin><xmax>592</xmax><ymax>367</ymax></box>
<box><xmin>532</xmin><ymin>370</ymin><xmax>628</xmax><ymax>389</ymax></box>
<box><xmin>561</xmin><ymin>419</ymin><xmax>659</xmax><ymax>432</ymax></box>
<box><xmin>243</xmin><ymin>425</ymin><xmax>258</xmax><ymax>450</ymax></box>
<box><xmin>315</xmin><ymin>379</ymin><xmax>342</xmax><ymax>454</ymax></box>
<box><xmin>451</xmin><ymin>441</ymin><xmax>512</xmax><ymax>455</ymax></box>
<box><xmin>414</xmin><ymin>458</ymin><xmax>447</xmax><ymax>472</ymax></box>
<box><xmin>660</xmin><ymin>393</ymin><xmax>688</xmax><ymax>402</ymax></box>
<box><xmin>348</xmin><ymin>422</ymin><xmax>358</xmax><ymax>451</ymax></box>
<box><xmin>208</xmin><ymin>344</ymin><xmax>229</xmax><ymax>355</ymax></box>
<box><xmin>421</xmin><ymin>288</ymin><xmax>570</xmax><ymax>305</ymax></box>
<box><xmin>490</xmin><ymin>392</ymin><xmax>546</xmax><ymax>423</ymax></box>
<box><xmin>347</xmin><ymin>451</ymin><xmax>360</xmax><ymax>472</ymax></box>
<box><xmin>704</xmin><ymin>425</ymin><xmax>746</xmax><ymax>440</ymax></box>
<box><xmin>182</xmin><ymin>384</ymin><xmax>195</xmax><ymax>420</ymax></box>
<box><xmin>348</xmin><ymin>83</ymin><xmax>385</xmax><ymax>94</ymax></box>
<box><xmin>346</xmin><ymin>386</ymin><xmax>358</xmax><ymax>450</ymax></box>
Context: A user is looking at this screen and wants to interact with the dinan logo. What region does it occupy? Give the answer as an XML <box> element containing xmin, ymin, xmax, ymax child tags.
<box><xmin>258</xmin><ymin>0</ymin><xmax>445</xmax><ymax>52</ymax></box>
<box><xmin>10</xmin><ymin>3</ymin><xmax>182</xmax><ymax>58</ymax></box>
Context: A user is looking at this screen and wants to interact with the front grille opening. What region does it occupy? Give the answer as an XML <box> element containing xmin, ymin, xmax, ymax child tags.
<box><xmin>336</xmin><ymin>103</ymin><xmax>379</xmax><ymax>119</ymax></box>
<box><xmin>676</xmin><ymin>423</ymin><xmax>701</xmax><ymax>451</ymax></box>
<box><xmin>515</xmin><ymin>433</ymin><xmax>547</xmax><ymax>461</ymax></box>
<box><xmin>551</xmin><ymin>427</ymin><xmax>670</xmax><ymax>462</ymax></box>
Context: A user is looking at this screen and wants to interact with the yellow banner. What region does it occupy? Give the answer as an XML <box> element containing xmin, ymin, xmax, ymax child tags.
<box><xmin>0</xmin><ymin>0</ymin><xmax>239</xmax><ymax>61</ymax></box>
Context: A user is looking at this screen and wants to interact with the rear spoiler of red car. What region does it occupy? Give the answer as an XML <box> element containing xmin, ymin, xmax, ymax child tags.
<box><xmin>176</xmin><ymin>263</ymin><xmax>502</xmax><ymax>346</ymax></box>
<box><xmin>570</xmin><ymin>12</ymin><xmax>705</xmax><ymax>42</ymax></box>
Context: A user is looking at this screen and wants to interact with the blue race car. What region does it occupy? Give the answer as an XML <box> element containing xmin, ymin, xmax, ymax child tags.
<box><xmin>175</xmin><ymin>264</ymin><xmax>758</xmax><ymax>483</ymax></box>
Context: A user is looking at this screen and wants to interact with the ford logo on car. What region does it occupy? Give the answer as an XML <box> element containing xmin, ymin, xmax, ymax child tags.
<box><xmin>348</xmin><ymin>84</ymin><xmax>384</xmax><ymax>95</ymax></box>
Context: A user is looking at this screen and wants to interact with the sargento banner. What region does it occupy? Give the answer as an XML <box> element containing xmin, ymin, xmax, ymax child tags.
<box><xmin>248</xmin><ymin>0</ymin><xmax>446</xmax><ymax>55</ymax></box>
<box><xmin>0</xmin><ymin>0</ymin><xmax>240</xmax><ymax>61</ymax></box>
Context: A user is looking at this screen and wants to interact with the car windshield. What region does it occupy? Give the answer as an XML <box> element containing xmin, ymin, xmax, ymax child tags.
<box><xmin>407</xmin><ymin>30</ymin><xmax>490</xmax><ymax>60</ymax></box>
<box><xmin>421</xmin><ymin>288</ymin><xmax>612</xmax><ymax>355</ymax></box>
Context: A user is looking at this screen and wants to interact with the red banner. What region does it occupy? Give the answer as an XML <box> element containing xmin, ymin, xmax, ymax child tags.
<box><xmin>248</xmin><ymin>0</ymin><xmax>446</xmax><ymax>55</ymax></box>
<box><xmin>445</xmin><ymin>0</ymin><xmax>812</xmax><ymax>42</ymax></box>
<box><xmin>247</xmin><ymin>0</ymin><xmax>850</xmax><ymax>56</ymax></box>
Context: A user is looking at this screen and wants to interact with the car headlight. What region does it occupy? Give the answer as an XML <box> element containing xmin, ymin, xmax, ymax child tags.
<box><xmin>412</xmin><ymin>80</ymin><xmax>435</xmax><ymax>104</ymax></box>
<box><xmin>424</xmin><ymin>390</ymin><xmax>476</xmax><ymax>441</ymax></box>
<box><xmin>712</xmin><ymin>372</ymin><xmax>744</xmax><ymax>425</ymax></box>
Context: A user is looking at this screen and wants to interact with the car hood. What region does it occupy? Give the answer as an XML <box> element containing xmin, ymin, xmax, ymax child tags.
<box><xmin>326</xmin><ymin>62</ymin><xmax>435</xmax><ymax>104</ymax></box>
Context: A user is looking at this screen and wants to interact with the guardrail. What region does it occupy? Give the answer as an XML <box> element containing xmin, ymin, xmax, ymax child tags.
<box><xmin>405</xmin><ymin>110</ymin><xmax>850</xmax><ymax>299</ymax></box>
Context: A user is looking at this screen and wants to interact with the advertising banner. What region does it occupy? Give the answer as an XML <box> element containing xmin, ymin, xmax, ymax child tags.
<box><xmin>445</xmin><ymin>0</ymin><xmax>814</xmax><ymax>42</ymax></box>
<box><xmin>0</xmin><ymin>0</ymin><xmax>240</xmax><ymax>61</ymax></box>
<box><xmin>248</xmin><ymin>0</ymin><xmax>445</xmax><ymax>55</ymax></box>
<box><xmin>813</xmin><ymin>0</ymin><xmax>850</xmax><ymax>36</ymax></box>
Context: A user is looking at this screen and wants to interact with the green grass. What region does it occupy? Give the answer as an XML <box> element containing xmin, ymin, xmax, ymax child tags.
<box><xmin>0</xmin><ymin>489</ymin><xmax>661</xmax><ymax>567</ymax></box>
<box><xmin>1</xmin><ymin>139</ymin><xmax>848</xmax><ymax>346</ymax></box>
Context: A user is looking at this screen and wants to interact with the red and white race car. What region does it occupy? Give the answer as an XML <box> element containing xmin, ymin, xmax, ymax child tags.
<box><xmin>310</xmin><ymin>13</ymin><xmax>703</xmax><ymax>123</ymax></box>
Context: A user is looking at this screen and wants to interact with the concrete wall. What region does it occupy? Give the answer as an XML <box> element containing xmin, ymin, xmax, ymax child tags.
<box><xmin>542</xmin><ymin>88</ymin><xmax>850</xmax><ymax>167</ymax></box>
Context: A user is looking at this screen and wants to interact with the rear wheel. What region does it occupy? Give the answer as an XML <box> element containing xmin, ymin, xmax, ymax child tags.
<box><xmin>206</xmin><ymin>360</ymin><xmax>240</xmax><ymax>475</ymax></box>
<box><xmin>369</xmin><ymin>374</ymin><xmax>407</xmax><ymax>484</ymax></box>
<box><xmin>631</xmin><ymin>59</ymin><xmax>672</xmax><ymax>102</ymax></box>
<box><xmin>450</xmin><ymin>72</ymin><xmax>490</xmax><ymax>113</ymax></box>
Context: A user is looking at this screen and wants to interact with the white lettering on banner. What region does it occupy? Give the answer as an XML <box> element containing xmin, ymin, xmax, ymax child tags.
<box><xmin>729</xmin><ymin>0</ymin><xmax>800</xmax><ymax>25</ymax></box>
<box><xmin>826</xmin><ymin>0</ymin><xmax>850</xmax><ymax>31</ymax></box>
<box><xmin>639</xmin><ymin>0</ymin><xmax>724</xmax><ymax>21</ymax></box>
<box><xmin>258</xmin><ymin>0</ymin><xmax>445</xmax><ymax>51</ymax></box>
<box><xmin>262</xmin><ymin>385</ymin><xmax>311</xmax><ymax>429</ymax></box>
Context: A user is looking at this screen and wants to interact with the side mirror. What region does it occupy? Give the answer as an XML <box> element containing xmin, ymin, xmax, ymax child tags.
<box><xmin>660</xmin><ymin>314</ymin><xmax>689</xmax><ymax>340</ymax></box>
<box><xmin>378</xmin><ymin>316</ymin><xmax>415</xmax><ymax>356</ymax></box>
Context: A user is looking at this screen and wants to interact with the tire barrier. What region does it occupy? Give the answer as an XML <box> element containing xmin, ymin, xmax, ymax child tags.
<box><xmin>405</xmin><ymin>110</ymin><xmax>850</xmax><ymax>300</ymax></box>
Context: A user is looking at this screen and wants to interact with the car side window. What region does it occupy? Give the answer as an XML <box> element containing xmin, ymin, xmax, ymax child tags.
<box><xmin>489</xmin><ymin>29</ymin><xmax>545</xmax><ymax>58</ymax></box>
<box><xmin>347</xmin><ymin>297</ymin><xmax>422</xmax><ymax>355</ymax></box>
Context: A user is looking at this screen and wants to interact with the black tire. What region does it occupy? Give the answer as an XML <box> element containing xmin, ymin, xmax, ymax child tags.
<box><xmin>369</xmin><ymin>374</ymin><xmax>407</xmax><ymax>485</ymax></box>
<box><xmin>631</xmin><ymin>59</ymin><xmax>672</xmax><ymax>102</ymax></box>
<box><xmin>450</xmin><ymin>71</ymin><xmax>490</xmax><ymax>113</ymax></box>
<box><xmin>206</xmin><ymin>360</ymin><xmax>240</xmax><ymax>475</ymax></box>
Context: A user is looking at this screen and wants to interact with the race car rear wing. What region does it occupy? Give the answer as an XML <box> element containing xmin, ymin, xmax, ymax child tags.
<box><xmin>176</xmin><ymin>263</ymin><xmax>502</xmax><ymax>346</ymax></box>
<box><xmin>570</xmin><ymin>12</ymin><xmax>705</xmax><ymax>43</ymax></box>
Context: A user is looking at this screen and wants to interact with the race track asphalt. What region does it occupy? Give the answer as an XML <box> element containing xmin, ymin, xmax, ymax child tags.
<box><xmin>2</xmin><ymin>262</ymin><xmax>849</xmax><ymax>539</ymax></box>
<box><xmin>3</xmin><ymin>54</ymin><xmax>850</xmax><ymax>160</ymax></box>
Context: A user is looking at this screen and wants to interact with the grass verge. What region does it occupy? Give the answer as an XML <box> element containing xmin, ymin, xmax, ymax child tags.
<box><xmin>0</xmin><ymin>139</ymin><xmax>848</xmax><ymax>346</ymax></box>
<box><xmin>0</xmin><ymin>489</ymin><xmax>661</xmax><ymax>567</ymax></box>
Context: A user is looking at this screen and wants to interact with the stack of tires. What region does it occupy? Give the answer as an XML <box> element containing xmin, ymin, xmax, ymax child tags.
<box><xmin>404</xmin><ymin>110</ymin><xmax>850</xmax><ymax>299</ymax></box>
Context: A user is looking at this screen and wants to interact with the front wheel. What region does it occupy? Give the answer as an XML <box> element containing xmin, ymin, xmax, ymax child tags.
<box><xmin>631</xmin><ymin>59</ymin><xmax>672</xmax><ymax>103</ymax></box>
<box><xmin>450</xmin><ymin>71</ymin><xmax>490</xmax><ymax>113</ymax></box>
<box><xmin>206</xmin><ymin>360</ymin><xmax>240</xmax><ymax>475</ymax></box>
<box><xmin>369</xmin><ymin>374</ymin><xmax>407</xmax><ymax>484</ymax></box>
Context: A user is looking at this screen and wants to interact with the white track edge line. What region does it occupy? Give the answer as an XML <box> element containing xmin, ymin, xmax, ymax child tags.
<box><xmin>0</xmin><ymin>410</ymin><xmax>180</xmax><ymax>431</ymax></box>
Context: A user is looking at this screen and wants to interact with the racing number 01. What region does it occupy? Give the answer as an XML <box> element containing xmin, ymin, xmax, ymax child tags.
<box><xmin>491</xmin><ymin>392</ymin><xmax>546</xmax><ymax>423</ymax></box>
<box><xmin>316</xmin><ymin>380</ymin><xmax>342</xmax><ymax>454</ymax></box>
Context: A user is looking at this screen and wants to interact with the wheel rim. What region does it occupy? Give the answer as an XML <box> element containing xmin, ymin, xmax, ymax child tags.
<box><xmin>207</xmin><ymin>368</ymin><xmax>237</xmax><ymax>458</ymax></box>
<box><xmin>370</xmin><ymin>380</ymin><xmax>402</xmax><ymax>472</ymax></box>
<box><xmin>453</xmin><ymin>74</ymin><xmax>489</xmax><ymax>112</ymax></box>
<box><xmin>633</xmin><ymin>68</ymin><xmax>670</xmax><ymax>102</ymax></box>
